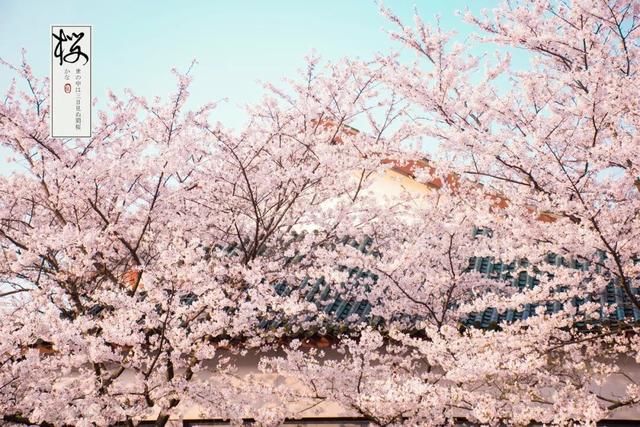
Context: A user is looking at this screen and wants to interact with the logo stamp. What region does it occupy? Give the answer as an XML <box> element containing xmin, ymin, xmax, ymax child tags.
<box><xmin>50</xmin><ymin>25</ymin><xmax>91</xmax><ymax>138</ymax></box>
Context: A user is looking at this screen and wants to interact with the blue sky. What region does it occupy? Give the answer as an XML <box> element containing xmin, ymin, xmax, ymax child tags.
<box><xmin>1</xmin><ymin>1</ymin><xmax>500</xmax><ymax>128</ymax></box>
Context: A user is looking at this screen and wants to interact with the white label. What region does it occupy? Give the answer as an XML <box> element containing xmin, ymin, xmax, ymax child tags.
<box><xmin>50</xmin><ymin>25</ymin><xmax>91</xmax><ymax>138</ymax></box>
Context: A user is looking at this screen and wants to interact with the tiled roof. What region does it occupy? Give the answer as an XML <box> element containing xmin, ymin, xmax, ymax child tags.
<box><xmin>255</xmin><ymin>235</ymin><xmax>384</xmax><ymax>334</ymax></box>
<box><xmin>462</xmin><ymin>256</ymin><xmax>640</xmax><ymax>330</ymax></box>
<box><xmin>462</xmin><ymin>227</ymin><xmax>640</xmax><ymax>330</ymax></box>
<box><xmin>251</xmin><ymin>230</ymin><xmax>640</xmax><ymax>334</ymax></box>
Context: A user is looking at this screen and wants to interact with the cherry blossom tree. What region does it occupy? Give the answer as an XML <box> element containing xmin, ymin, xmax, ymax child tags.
<box><xmin>0</xmin><ymin>51</ymin><xmax>417</xmax><ymax>426</ymax></box>
<box><xmin>265</xmin><ymin>0</ymin><xmax>640</xmax><ymax>425</ymax></box>
<box><xmin>1</xmin><ymin>0</ymin><xmax>640</xmax><ymax>426</ymax></box>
